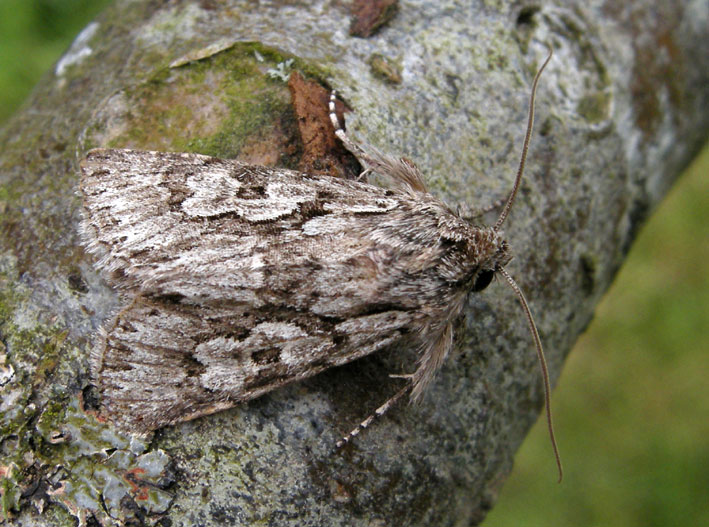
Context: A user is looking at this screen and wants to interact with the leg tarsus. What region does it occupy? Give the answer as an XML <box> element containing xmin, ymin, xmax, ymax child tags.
<box><xmin>336</xmin><ymin>383</ymin><xmax>410</xmax><ymax>449</ymax></box>
<box><xmin>389</xmin><ymin>372</ymin><xmax>414</xmax><ymax>380</ymax></box>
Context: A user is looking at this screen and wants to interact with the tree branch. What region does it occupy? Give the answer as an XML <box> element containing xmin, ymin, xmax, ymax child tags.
<box><xmin>0</xmin><ymin>0</ymin><xmax>707</xmax><ymax>525</ymax></box>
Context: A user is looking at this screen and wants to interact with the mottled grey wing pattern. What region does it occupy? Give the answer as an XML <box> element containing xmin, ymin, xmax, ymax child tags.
<box><xmin>94</xmin><ymin>296</ymin><xmax>411</xmax><ymax>431</ymax></box>
<box><xmin>81</xmin><ymin>149</ymin><xmax>394</xmax><ymax>296</ymax></box>
<box><xmin>80</xmin><ymin>149</ymin><xmax>475</xmax><ymax>431</ymax></box>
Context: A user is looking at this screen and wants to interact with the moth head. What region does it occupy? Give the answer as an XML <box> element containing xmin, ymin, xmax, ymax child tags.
<box><xmin>465</xmin><ymin>226</ymin><xmax>510</xmax><ymax>293</ymax></box>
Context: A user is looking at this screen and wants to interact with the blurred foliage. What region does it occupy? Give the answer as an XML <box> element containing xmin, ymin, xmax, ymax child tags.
<box><xmin>0</xmin><ymin>0</ymin><xmax>113</xmax><ymax>123</ymax></box>
<box><xmin>485</xmin><ymin>144</ymin><xmax>709</xmax><ymax>526</ymax></box>
<box><xmin>0</xmin><ymin>2</ymin><xmax>707</xmax><ymax>526</ymax></box>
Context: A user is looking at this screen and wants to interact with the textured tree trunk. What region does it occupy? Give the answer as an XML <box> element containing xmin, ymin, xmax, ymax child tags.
<box><xmin>0</xmin><ymin>0</ymin><xmax>707</xmax><ymax>525</ymax></box>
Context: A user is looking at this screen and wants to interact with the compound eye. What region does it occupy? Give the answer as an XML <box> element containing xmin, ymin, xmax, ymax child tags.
<box><xmin>472</xmin><ymin>269</ymin><xmax>495</xmax><ymax>292</ymax></box>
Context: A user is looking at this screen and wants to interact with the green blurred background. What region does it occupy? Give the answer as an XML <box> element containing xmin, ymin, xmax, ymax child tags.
<box><xmin>1</xmin><ymin>1</ymin><xmax>706</xmax><ymax>525</ymax></box>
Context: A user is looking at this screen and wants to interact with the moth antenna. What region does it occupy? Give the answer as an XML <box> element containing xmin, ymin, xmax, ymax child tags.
<box><xmin>499</xmin><ymin>267</ymin><xmax>563</xmax><ymax>482</ymax></box>
<box><xmin>493</xmin><ymin>45</ymin><xmax>553</xmax><ymax>232</ymax></box>
<box><xmin>336</xmin><ymin>384</ymin><xmax>410</xmax><ymax>449</ymax></box>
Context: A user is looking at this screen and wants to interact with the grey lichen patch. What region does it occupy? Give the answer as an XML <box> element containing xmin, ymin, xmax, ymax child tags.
<box><xmin>81</xmin><ymin>43</ymin><xmax>324</xmax><ymax>168</ymax></box>
<box><xmin>2</xmin><ymin>390</ymin><xmax>173</xmax><ymax>525</ymax></box>
<box><xmin>37</xmin><ymin>399</ymin><xmax>173</xmax><ymax>524</ymax></box>
<box><xmin>485</xmin><ymin>46</ymin><xmax>509</xmax><ymax>71</ymax></box>
<box><xmin>0</xmin><ymin>273</ymin><xmax>173</xmax><ymax>525</ymax></box>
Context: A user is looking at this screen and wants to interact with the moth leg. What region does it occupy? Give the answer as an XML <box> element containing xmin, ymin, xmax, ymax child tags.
<box><xmin>336</xmin><ymin>384</ymin><xmax>410</xmax><ymax>449</ymax></box>
<box><xmin>410</xmin><ymin>322</ymin><xmax>454</xmax><ymax>402</ymax></box>
<box><xmin>328</xmin><ymin>91</ymin><xmax>376</xmax><ymax>178</ymax></box>
<box><xmin>457</xmin><ymin>194</ymin><xmax>509</xmax><ymax>222</ymax></box>
<box><xmin>337</xmin><ymin>322</ymin><xmax>456</xmax><ymax>447</ymax></box>
<box><xmin>329</xmin><ymin>91</ymin><xmax>428</xmax><ymax>193</ymax></box>
<box><xmin>388</xmin><ymin>372</ymin><xmax>414</xmax><ymax>380</ymax></box>
<box><xmin>356</xmin><ymin>168</ymin><xmax>372</xmax><ymax>182</ymax></box>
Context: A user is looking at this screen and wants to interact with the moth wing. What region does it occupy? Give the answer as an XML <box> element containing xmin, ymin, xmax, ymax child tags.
<box><xmin>79</xmin><ymin>148</ymin><xmax>402</xmax><ymax>301</ymax></box>
<box><xmin>94</xmin><ymin>297</ymin><xmax>414</xmax><ymax>432</ymax></box>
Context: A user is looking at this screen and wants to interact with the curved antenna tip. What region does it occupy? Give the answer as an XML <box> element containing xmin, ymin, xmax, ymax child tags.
<box><xmin>499</xmin><ymin>267</ymin><xmax>563</xmax><ymax>482</ymax></box>
<box><xmin>493</xmin><ymin>46</ymin><xmax>553</xmax><ymax>231</ymax></box>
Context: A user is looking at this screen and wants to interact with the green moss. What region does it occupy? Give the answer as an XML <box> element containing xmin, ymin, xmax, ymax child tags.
<box><xmin>368</xmin><ymin>53</ymin><xmax>402</xmax><ymax>84</ymax></box>
<box><xmin>91</xmin><ymin>42</ymin><xmax>330</xmax><ymax>162</ymax></box>
<box><xmin>577</xmin><ymin>91</ymin><xmax>611</xmax><ymax>124</ymax></box>
<box><xmin>1</xmin><ymin>468</ymin><xmax>21</xmax><ymax>520</ymax></box>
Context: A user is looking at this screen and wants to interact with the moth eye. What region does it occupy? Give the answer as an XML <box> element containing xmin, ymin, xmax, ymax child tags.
<box><xmin>472</xmin><ymin>269</ymin><xmax>495</xmax><ymax>292</ymax></box>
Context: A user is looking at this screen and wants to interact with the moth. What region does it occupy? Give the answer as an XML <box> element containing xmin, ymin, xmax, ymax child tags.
<box><xmin>80</xmin><ymin>49</ymin><xmax>560</xmax><ymax>479</ymax></box>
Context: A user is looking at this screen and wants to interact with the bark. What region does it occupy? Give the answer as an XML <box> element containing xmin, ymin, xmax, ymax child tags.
<box><xmin>0</xmin><ymin>0</ymin><xmax>707</xmax><ymax>525</ymax></box>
